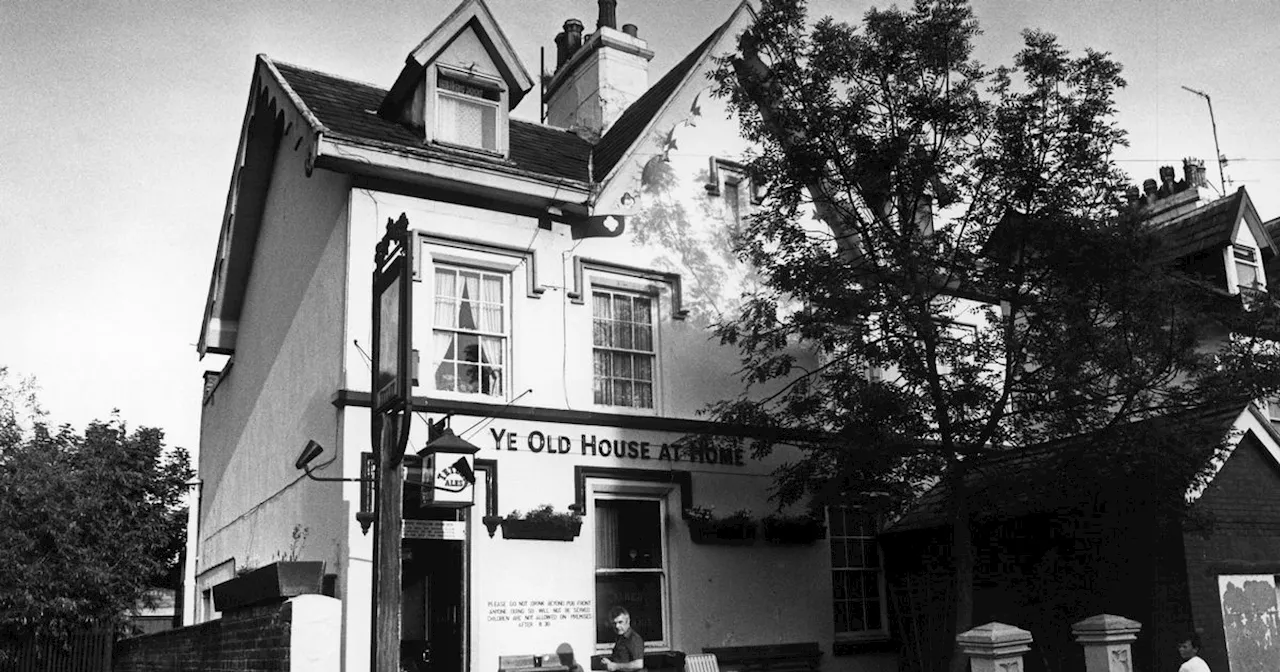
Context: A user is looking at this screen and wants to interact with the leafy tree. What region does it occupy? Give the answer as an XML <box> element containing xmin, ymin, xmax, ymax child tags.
<box><xmin>709</xmin><ymin>1</ymin><xmax>1280</xmax><ymax>669</ymax></box>
<box><xmin>0</xmin><ymin>367</ymin><xmax>192</xmax><ymax>651</ymax></box>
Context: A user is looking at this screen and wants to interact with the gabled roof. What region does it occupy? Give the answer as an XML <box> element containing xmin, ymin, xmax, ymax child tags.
<box><xmin>1160</xmin><ymin>188</ymin><xmax>1242</xmax><ymax>258</ymax></box>
<box><xmin>380</xmin><ymin>0</ymin><xmax>534</xmax><ymax>114</ymax></box>
<box><xmin>1153</xmin><ymin>187</ymin><xmax>1258</xmax><ymax>262</ymax></box>
<box><xmin>275</xmin><ymin>60</ymin><xmax>592</xmax><ymax>182</ymax></box>
<box><xmin>884</xmin><ymin>403</ymin><xmax>1257</xmax><ymax>534</ymax></box>
<box><xmin>592</xmin><ymin>1</ymin><xmax>753</xmax><ymax>184</ymax></box>
<box><xmin>983</xmin><ymin>187</ymin><xmax>1277</xmax><ymax>277</ymax></box>
<box><xmin>592</xmin><ymin>29</ymin><xmax>723</xmax><ymax>180</ymax></box>
<box><xmin>199</xmin><ymin>3</ymin><xmax>752</xmax><ymax>355</ymax></box>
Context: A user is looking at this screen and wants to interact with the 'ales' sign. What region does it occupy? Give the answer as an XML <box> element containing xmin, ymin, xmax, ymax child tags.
<box><xmin>423</xmin><ymin>452</ymin><xmax>476</xmax><ymax>508</ymax></box>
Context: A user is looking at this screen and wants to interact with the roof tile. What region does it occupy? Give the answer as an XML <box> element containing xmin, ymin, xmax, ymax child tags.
<box><xmin>592</xmin><ymin>23</ymin><xmax>727</xmax><ymax>179</ymax></box>
<box><xmin>1152</xmin><ymin>188</ymin><xmax>1244</xmax><ymax>262</ymax></box>
<box><xmin>885</xmin><ymin>403</ymin><xmax>1246</xmax><ymax>533</ymax></box>
<box><xmin>272</xmin><ymin>61</ymin><xmax>593</xmax><ymax>183</ymax></box>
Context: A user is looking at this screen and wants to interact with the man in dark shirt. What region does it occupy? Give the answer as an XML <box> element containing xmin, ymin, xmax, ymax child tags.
<box><xmin>604</xmin><ymin>606</ymin><xmax>644</xmax><ymax>672</ymax></box>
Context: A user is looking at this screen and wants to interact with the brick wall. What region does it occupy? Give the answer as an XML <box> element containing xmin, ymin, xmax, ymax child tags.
<box><xmin>114</xmin><ymin>600</ymin><xmax>292</xmax><ymax>672</ymax></box>
<box><xmin>1181</xmin><ymin>433</ymin><xmax>1280</xmax><ymax>672</ymax></box>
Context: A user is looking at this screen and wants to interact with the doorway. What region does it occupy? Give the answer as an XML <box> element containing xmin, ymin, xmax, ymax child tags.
<box><xmin>402</xmin><ymin>537</ymin><xmax>465</xmax><ymax>672</ymax></box>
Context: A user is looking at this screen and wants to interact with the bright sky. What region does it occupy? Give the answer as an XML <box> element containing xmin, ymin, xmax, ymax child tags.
<box><xmin>3</xmin><ymin>0</ymin><xmax>1278</xmax><ymax>455</ymax></box>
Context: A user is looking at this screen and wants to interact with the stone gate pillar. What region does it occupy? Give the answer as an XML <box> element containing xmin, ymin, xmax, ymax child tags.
<box><xmin>956</xmin><ymin>622</ymin><xmax>1034</xmax><ymax>672</ymax></box>
<box><xmin>1072</xmin><ymin>614</ymin><xmax>1142</xmax><ymax>672</ymax></box>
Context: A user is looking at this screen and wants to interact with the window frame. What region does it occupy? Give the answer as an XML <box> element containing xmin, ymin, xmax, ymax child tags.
<box><xmin>1263</xmin><ymin>397</ymin><xmax>1280</xmax><ymax>423</ymax></box>
<box><xmin>827</xmin><ymin>506</ymin><xmax>890</xmax><ymax>643</ymax></box>
<box><xmin>705</xmin><ymin>157</ymin><xmax>761</xmax><ymax>232</ymax></box>
<box><xmin>427</xmin><ymin>63</ymin><xmax>509</xmax><ymax>157</ymax></box>
<box><xmin>1228</xmin><ymin>243</ymin><xmax>1266</xmax><ymax>294</ymax></box>
<box><xmin>590</xmin><ymin>481</ymin><xmax>673</xmax><ymax>653</ymax></box>
<box><xmin>590</xmin><ymin>286</ymin><xmax>658</xmax><ymax>412</ymax></box>
<box><xmin>428</xmin><ymin>262</ymin><xmax>512</xmax><ymax>400</ymax></box>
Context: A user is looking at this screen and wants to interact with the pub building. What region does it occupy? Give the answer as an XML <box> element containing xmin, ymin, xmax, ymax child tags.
<box><xmin>189</xmin><ymin>1</ymin><xmax>896</xmax><ymax>671</ymax></box>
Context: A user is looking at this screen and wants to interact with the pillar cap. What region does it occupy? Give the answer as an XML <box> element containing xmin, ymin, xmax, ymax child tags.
<box><xmin>1072</xmin><ymin>614</ymin><xmax>1142</xmax><ymax>644</ymax></box>
<box><xmin>956</xmin><ymin>622</ymin><xmax>1034</xmax><ymax>657</ymax></box>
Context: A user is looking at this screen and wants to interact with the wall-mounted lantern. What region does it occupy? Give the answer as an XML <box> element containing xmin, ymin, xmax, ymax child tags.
<box><xmin>293</xmin><ymin>441</ymin><xmax>377</xmax><ymax>534</ymax></box>
<box><xmin>417</xmin><ymin>429</ymin><xmax>480</xmax><ymax>508</ymax></box>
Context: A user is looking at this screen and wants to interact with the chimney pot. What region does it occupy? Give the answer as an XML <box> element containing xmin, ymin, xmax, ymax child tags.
<box><xmin>555</xmin><ymin>19</ymin><xmax>585</xmax><ymax>70</ymax></box>
<box><xmin>1126</xmin><ymin>185</ymin><xmax>1140</xmax><ymax>203</ymax></box>
<box><xmin>1157</xmin><ymin>165</ymin><xmax>1177</xmax><ymax>197</ymax></box>
<box><xmin>1143</xmin><ymin>178</ymin><xmax>1158</xmax><ymax>197</ymax></box>
<box><xmin>1183</xmin><ymin>157</ymin><xmax>1207</xmax><ymax>189</ymax></box>
<box><xmin>597</xmin><ymin>0</ymin><xmax>617</xmax><ymax>30</ymax></box>
<box><xmin>622</xmin><ymin>23</ymin><xmax>638</xmax><ymax>37</ymax></box>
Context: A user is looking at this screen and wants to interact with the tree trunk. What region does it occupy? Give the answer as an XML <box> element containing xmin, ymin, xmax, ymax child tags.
<box><xmin>948</xmin><ymin>465</ymin><xmax>975</xmax><ymax>672</ymax></box>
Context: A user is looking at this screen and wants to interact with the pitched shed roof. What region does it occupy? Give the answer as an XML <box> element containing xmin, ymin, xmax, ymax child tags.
<box><xmin>272</xmin><ymin>60</ymin><xmax>593</xmax><ymax>183</ymax></box>
<box><xmin>884</xmin><ymin>404</ymin><xmax>1249</xmax><ymax>534</ymax></box>
<box><xmin>1153</xmin><ymin>188</ymin><xmax>1246</xmax><ymax>262</ymax></box>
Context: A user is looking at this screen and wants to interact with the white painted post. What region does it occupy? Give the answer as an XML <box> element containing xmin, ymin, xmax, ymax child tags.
<box><xmin>290</xmin><ymin>594</ymin><xmax>342</xmax><ymax>672</ymax></box>
<box><xmin>1072</xmin><ymin>614</ymin><xmax>1142</xmax><ymax>672</ymax></box>
<box><xmin>956</xmin><ymin>622</ymin><xmax>1034</xmax><ymax>672</ymax></box>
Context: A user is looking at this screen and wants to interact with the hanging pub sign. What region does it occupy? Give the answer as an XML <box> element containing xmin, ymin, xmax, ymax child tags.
<box><xmin>369</xmin><ymin>213</ymin><xmax>416</xmax><ymax>672</ymax></box>
<box><xmin>371</xmin><ymin>213</ymin><xmax>414</xmax><ymax>423</ymax></box>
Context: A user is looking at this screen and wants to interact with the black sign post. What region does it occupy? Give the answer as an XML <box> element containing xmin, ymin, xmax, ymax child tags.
<box><xmin>370</xmin><ymin>213</ymin><xmax>414</xmax><ymax>672</ymax></box>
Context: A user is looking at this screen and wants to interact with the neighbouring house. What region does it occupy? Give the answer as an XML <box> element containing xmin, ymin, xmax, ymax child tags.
<box><xmin>881</xmin><ymin>170</ymin><xmax>1280</xmax><ymax>672</ymax></box>
<box><xmin>189</xmin><ymin>2</ymin><xmax>896</xmax><ymax>672</ymax></box>
<box><xmin>126</xmin><ymin>588</ymin><xmax>177</xmax><ymax>637</ymax></box>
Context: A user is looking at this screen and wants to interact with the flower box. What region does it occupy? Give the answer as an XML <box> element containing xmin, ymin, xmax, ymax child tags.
<box><xmin>687</xmin><ymin>518</ymin><xmax>757</xmax><ymax>546</ymax></box>
<box><xmin>211</xmin><ymin>561</ymin><xmax>324</xmax><ymax>611</ymax></box>
<box><xmin>762</xmin><ymin>516</ymin><xmax>827</xmax><ymax>545</ymax></box>
<box><xmin>489</xmin><ymin>505</ymin><xmax>583</xmax><ymax>541</ymax></box>
<box><xmin>500</xmin><ymin>518</ymin><xmax>583</xmax><ymax>541</ymax></box>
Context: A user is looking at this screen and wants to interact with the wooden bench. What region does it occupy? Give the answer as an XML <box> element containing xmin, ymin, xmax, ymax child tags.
<box><xmin>500</xmin><ymin>653</ymin><xmax>573</xmax><ymax>672</ymax></box>
<box><xmin>590</xmin><ymin>651</ymin><xmax>686</xmax><ymax>672</ymax></box>
<box><xmin>702</xmin><ymin>643</ymin><xmax>823</xmax><ymax>672</ymax></box>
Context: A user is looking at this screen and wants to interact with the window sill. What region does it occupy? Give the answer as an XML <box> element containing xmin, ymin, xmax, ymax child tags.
<box><xmin>424</xmin><ymin>389</ymin><xmax>510</xmax><ymax>404</ymax></box>
<box><xmin>832</xmin><ymin>637</ymin><xmax>896</xmax><ymax>656</ymax></box>
<box><xmin>590</xmin><ymin>404</ymin><xmax>659</xmax><ymax>417</ymax></box>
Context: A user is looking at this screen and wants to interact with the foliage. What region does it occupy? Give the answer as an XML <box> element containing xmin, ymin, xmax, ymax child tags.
<box><xmin>683</xmin><ymin>505</ymin><xmax>718</xmax><ymax>522</ymax></box>
<box><xmin>506</xmin><ymin>504</ymin><xmax>582</xmax><ymax>527</ymax></box>
<box><xmin>0</xmin><ymin>368</ymin><xmax>193</xmax><ymax>648</ymax></box>
<box><xmin>761</xmin><ymin>513</ymin><xmax>826</xmax><ymax>543</ymax></box>
<box><xmin>761</xmin><ymin>512</ymin><xmax>822</xmax><ymax>528</ymax></box>
<box><xmin>273</xmin><ymin>524</ymin><xmax>310</xmax><ymax>563</ymax></box>
<box><xmin>684</xmin><ymin>506</ymin><xmax>753</xmax><ymax>526</ymax></box>
<box><xmin>710</xmin><ymin>0</ymin><xmax>1280</xmax><ymax>668</ymax></box>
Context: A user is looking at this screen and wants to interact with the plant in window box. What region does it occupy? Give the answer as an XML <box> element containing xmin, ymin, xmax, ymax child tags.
<box><xmin>762</xmin><ymin>513</ymin><xmax>827</xmax><ymax>545</ymax></box>
<box><xmin>685</xmin><ymin>506</ymin><xmax>757</xmax><ymax>545</ymax></box>
<box><xmin>498</xmin><ymin>504</ymin><xmax>583</xmax><ymax>541</ymax></box>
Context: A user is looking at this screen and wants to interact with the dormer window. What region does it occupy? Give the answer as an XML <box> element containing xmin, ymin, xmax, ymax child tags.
<box><xmin>1230</xmin><ymin>243</ymin><xmax>1265</xmax><ymax>293</ymax></box>
<box><xmin>430</xmin><ymin>65</ymin><xmax>508</xmax><ymax>156</ymax></box>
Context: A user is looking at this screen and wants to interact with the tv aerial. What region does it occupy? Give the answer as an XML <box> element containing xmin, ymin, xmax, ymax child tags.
<box><xmin>1180</xmin><ymin>85</ymin><xmax>1229</xmax><ymax>193</ymax></box>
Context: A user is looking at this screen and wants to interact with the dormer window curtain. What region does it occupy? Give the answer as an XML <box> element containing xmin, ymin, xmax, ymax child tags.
<box><xmin>430</xmin><ymin>64</ymin><xmax>508</xmax><ymax>156</ymax></box>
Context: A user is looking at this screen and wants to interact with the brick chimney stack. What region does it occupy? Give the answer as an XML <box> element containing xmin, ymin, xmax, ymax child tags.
<box><xmin>1129</xmin><ymin>157</ymin><xmax>1213</xmax><ymax>226</ymax></box>
<box><xmin>544</xmin><ymin>0</ymin><xmax>653</xmax><ymax>138</ymax></box>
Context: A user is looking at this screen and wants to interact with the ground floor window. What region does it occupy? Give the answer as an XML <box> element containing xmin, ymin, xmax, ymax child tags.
<box><xmin>594</xmin><ymin>493</ymin><xmax>668</xmax><ymax>649</ymax></box>
<box><xmin>828</xmin><ymin>507</ymin><xmax>888</xmax><ymax>640</ymax></box>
